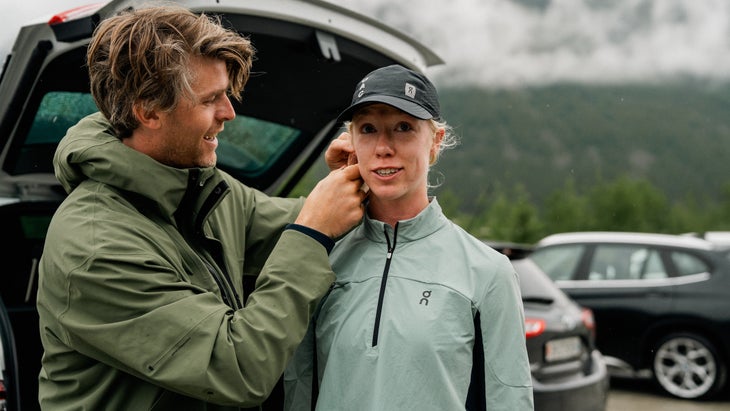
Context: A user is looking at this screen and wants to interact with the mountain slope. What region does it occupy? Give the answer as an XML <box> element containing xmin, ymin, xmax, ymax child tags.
<box><xmin>434</xmin><ymin>82</ymin><xmax>730</xmax><ymax>213</ymax></box>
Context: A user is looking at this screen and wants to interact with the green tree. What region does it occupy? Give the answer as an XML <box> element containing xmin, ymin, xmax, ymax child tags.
<box><xmin>587</xmin><ymin>176</ymin><xmax>669</xmax><ymax>232</ymax></box>
<box><xmin>483</xmin><ymin>185</ymin><xmax>542</xmax><ymax>242</ymax></box>
<box><xmin>434</xmin><ymin>187</ymin><xmax>462</xmax><ymax>220</ymax></box>
<box><xmin>543</xmin><ymin>178</ymin><xmax>590</xmax><ymax>234</ymax></box>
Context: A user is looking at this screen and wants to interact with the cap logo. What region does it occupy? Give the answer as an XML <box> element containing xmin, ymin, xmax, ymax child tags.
<box><xmin>356</xmin><ymin>78</ymin><xmax>368</xmax><ymax>99</ymax></box>
<box><xmin>405</xmin><ymin>83</ymin><xmax>416</xmax><ymax>99</ymax></box>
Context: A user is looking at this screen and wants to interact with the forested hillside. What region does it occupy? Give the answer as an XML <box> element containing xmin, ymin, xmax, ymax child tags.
<box><xmin>294</xmin><ymin>81</ymin><xmax>730</xmax><ymax>242</ymax></box>
<box><xmin>433</xmin><ymin>81</ymin><xmax>730</xmax><ymax>216</ymax></box>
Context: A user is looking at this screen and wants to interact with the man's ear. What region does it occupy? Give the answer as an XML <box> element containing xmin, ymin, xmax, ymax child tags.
<box><xmin>132</xmin><ymin>102</ymin><xmax>161</xmax><ymax>130</ymax></box>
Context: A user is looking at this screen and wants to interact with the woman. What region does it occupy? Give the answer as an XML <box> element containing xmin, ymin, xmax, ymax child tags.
<box><xmin>284</xmin><ymin>65</ymin><xmax>534</xmax><ymax>410</ymax></box>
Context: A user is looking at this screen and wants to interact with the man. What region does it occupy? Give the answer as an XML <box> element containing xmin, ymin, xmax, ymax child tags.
<box><xmin>37</xmin><ymin>5</ymin><xmax>364</xmax><ymax>410</ymax></box>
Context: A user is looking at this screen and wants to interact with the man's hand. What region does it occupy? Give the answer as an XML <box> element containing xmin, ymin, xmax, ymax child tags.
<box><xmin>324</xmin><ymin>132</ymin><xmax>353</xmax><ymax>171</ymax></box>
<box><xmin>295</xmin><ymin>164</ymin><xmax>366</xmax><ymax>238</ymax></box>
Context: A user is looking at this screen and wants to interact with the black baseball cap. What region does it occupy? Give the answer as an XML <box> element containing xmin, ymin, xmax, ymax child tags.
<box><xmin>336</xmin><ymin>64</ymin><xmax>441</xmax><ymax>123</ymax></box>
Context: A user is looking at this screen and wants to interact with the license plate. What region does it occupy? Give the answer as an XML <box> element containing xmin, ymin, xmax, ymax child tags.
<box><xmin>545</xmin><ymin>336</ymin><xmax>582</xmax><ymax>362</ymax></box>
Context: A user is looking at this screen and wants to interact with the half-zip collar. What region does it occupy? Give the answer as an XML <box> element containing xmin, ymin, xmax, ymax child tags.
<box><xmin>361</xmin><ymin>198</ymin><xmax>448</xmax><ymax>245</ymax></box>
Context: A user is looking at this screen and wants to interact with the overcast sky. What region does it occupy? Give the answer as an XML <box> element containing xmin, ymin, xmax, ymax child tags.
<box><xmin>3</xmin><ymin>0</ymin><xmax>728</xmax><ymax>89</ymax></box>
<box><xmin>332</xmin><ymin>0</ymin><xmax>730</xmax><ymax>89</ymax></box>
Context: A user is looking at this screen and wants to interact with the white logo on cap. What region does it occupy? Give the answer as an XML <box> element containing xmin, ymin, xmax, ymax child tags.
<box><xmin>357</xmin><ymin>78</ymin><xmax>368</xmax><ymax>99</ymax></box>
<box><xmin>405</xmin><ymin>83</ymin><xmax>416</xmax><ymax>98</ymax></box>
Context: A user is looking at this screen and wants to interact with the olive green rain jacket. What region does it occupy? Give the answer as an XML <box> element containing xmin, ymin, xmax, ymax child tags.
<box><xmin>37</xmin><ymin>112</ymin><xmax>335</xmax><ymax>410</ymax></box>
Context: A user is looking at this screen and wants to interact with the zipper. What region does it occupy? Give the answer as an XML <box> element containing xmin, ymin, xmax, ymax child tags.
<box><xmin>195</xmin><ymin>180</ymin><xmax>242</xmax><ymax>309</ymax></box>
<box><xmin>200</xmin><ymin>253</ymin><xmax>241</xmax><ymax>310</ymax></box>
<box><xmin>176</xmin><ymin>171</ymin><xmax>241</xmax><ymax>310</ymax></box>
<box><xmin>372</xmin><ymin>223</ymin><xmax>398</xmax><ymax>347</ymax></box>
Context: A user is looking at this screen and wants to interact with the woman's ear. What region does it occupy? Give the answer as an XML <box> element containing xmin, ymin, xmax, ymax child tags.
<box><xmin>430</xmin><ymin>127</ymin><xmax>445</xmax><ymax>165</ymax></box>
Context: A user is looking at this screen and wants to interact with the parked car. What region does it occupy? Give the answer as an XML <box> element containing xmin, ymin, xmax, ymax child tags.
<box><xmin>530</xmin><ymin>231</ymin><xmax>730</xmax><ymax>400</ymax></box>
<box><xmin>683</xmin><ymin>231</ymin><xmax>730</xmax><ymax>260</ymax></box>
<box><xmin>0</xmin><ymin>1</ymin><xmax>442</xmax><ymax>409</ymax></box>
<box><xmin>486</xmin><ymin>241</ymin><xmax>609</xmax><ymax>411</ymax></box>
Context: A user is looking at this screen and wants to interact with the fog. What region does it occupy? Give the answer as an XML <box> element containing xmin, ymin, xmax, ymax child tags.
<box><xmin>331</xmin><ymin>0</ymin><xmax>730</xmax><ymax>88</ymax></box>
<box><xmin>3</xmin><ymin>0</ymin><xmax>728</xmax><ymax>89</ymax></box>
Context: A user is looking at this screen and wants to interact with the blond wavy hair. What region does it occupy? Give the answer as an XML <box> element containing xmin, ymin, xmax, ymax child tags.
<box><xmin>87</xmin><ymin>4</ymin><xmax>255</xmax><ymax>138</ymax></box>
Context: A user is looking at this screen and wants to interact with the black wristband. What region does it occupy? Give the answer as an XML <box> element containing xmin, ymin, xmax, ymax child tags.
<box><xmin>285</xmin><ymin>223</ymin><xmax>335</xmax><ymax>254</ymax></box>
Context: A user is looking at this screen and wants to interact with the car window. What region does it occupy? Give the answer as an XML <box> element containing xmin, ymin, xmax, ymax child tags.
<box><xmin>530</xmin><ymin>244</ymin><xmax>584</xmax><ymax>281</ymax></box>
<box><xmin>21</xmin><ymin>91</ymin><xmax>301</xmax><ymax>177</ymax></box>
<box><xmin>215</xmin><ymin>116</ymin><xmax>301</xmax><ymax>176</ymax></box>
<box><xmin>670</xmin><ymin>251</ymin><xmax>710</xmax><ymax>276</ymax></box>
<box><xmin>589</xmin><ymin>245</ymin><xmax>667</xmax><ymax>280</ymax></box>
<box><xmin>514</xmin><ymin>258</ymin><xmax>558</xmax><ymax>300</ymax></box>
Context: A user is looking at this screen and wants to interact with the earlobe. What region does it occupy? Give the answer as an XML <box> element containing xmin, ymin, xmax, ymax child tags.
<box><xmin>429</xmin><ymin>145</ymin><xmax>438</xmax><ymax>165</ymax></box>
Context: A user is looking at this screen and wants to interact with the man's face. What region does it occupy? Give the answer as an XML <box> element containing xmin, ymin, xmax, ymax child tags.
<box><xmin>155</xmin><ymin>56</ymin><xmax>235</xmax><ymax>168</ymax></box>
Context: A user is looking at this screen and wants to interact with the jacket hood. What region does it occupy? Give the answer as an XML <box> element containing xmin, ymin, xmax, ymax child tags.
<box><xmin>53</xmin><ymin>112</ymin><xmax>218</xmax><ymax>218</ymax></box>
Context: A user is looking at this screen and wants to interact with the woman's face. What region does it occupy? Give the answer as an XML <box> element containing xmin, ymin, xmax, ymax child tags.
<box><xmin>350</xmin><ymin>103</ymin><xmax>443</xmax><ymax>209</ymax></box>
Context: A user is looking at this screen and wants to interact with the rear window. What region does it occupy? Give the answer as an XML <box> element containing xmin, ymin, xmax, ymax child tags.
<box><xmin>531</xmin><ymin>244</ymin><xmax>584</xmax><ymax>281</ymax></box>
<box><xmin>513</xmin><ymin>258</ymin><xmax>566</xmax><ymax>302</ymax></box>
<box><xmin>670</xmin><ymin>251</ymin><xmax>710</xmax><ymax>277</ymax></box>
<box><xmin>21</xmin><ymin>91</ymin><xmax>302</xmax><ymax>178</ymax></box>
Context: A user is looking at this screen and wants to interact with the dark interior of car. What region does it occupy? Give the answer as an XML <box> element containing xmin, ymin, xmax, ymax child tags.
<box><xmin>0</xmin><ymin>201</ymin><xmax>55</xmax><ymax>409</ymax></box>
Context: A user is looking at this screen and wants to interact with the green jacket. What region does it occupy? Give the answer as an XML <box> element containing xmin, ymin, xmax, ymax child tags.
<box><xmin>37</xmin><ymin>112</ymin><xmax>335</xmax><ymax>410</ymax></box>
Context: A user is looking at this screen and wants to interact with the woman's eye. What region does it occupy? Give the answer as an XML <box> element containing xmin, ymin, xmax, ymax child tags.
<box><xmin>360</xmin><ymin>124</ymin><xmax>377</xmax><ymax>133</ymax></box>
<box><xmin>395</xmin><ymin>122</ymin><xmax>412</xmax><ymax>132</ymax></box>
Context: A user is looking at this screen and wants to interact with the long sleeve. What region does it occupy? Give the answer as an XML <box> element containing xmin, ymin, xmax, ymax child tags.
<box><xmin>479</xmin><ymin>259</ymin><xmax>535</xmax><ymax>410</ymax></box>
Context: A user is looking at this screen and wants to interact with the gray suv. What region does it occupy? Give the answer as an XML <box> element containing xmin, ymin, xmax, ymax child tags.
<box><xmin>0</xmin><ymin>1</ymin><xmax>441</xmax><ymax>409</ymax></box>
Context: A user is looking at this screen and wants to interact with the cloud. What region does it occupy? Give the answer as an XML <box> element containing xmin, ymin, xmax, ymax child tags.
<box><xmin>4</xmin><ymin>0</ymin><xmax>727</xmax><ymax>89</ymax></box>
<box><xmin>332</xmin><ymin>0</ymin><xmax>730</xmax><ymax>88</ymax></box>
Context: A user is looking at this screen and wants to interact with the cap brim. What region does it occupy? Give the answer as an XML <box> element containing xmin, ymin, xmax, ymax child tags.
<box><xmin>336</xmin><ymin>95</ymin><xmax>433</xmax><ymax>123</ymax></box>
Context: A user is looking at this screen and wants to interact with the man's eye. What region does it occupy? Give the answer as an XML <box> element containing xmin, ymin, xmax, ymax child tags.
<box><xmin>205</xmin><ymin>93</ymin><xmax>226</xmax><ymax>104</ymax></box>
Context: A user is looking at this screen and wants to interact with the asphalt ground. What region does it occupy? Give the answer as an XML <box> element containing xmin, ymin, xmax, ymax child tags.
<box><xmin>606</xmin><ymin>377</ymin><xmax>730</xmax><ymax>411</ymax></box>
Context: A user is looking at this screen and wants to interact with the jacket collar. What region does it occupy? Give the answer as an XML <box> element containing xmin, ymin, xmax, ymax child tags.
<box><xmin>362</xmin><ymin>197</ymin><xmax>449</xmax><ymax>243</ymax></box>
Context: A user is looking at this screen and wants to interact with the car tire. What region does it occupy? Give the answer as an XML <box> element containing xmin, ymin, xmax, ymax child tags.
<box><xmin>652</xmin><ymin>332</ymin><xmax>727</xmax><ymax>400</ymax></box>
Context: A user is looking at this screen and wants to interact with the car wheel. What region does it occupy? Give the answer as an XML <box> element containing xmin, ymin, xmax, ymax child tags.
<box><xmin>652</xmin><ymin>333</ymin><xmax>727</xmax><ymax>400</ymax></box>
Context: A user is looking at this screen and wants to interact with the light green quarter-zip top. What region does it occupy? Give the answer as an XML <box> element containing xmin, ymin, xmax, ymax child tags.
<box><xmin>285</xmin><ymin>199</ymin><xmax>534</xmax><ymax>411</ymax></box>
